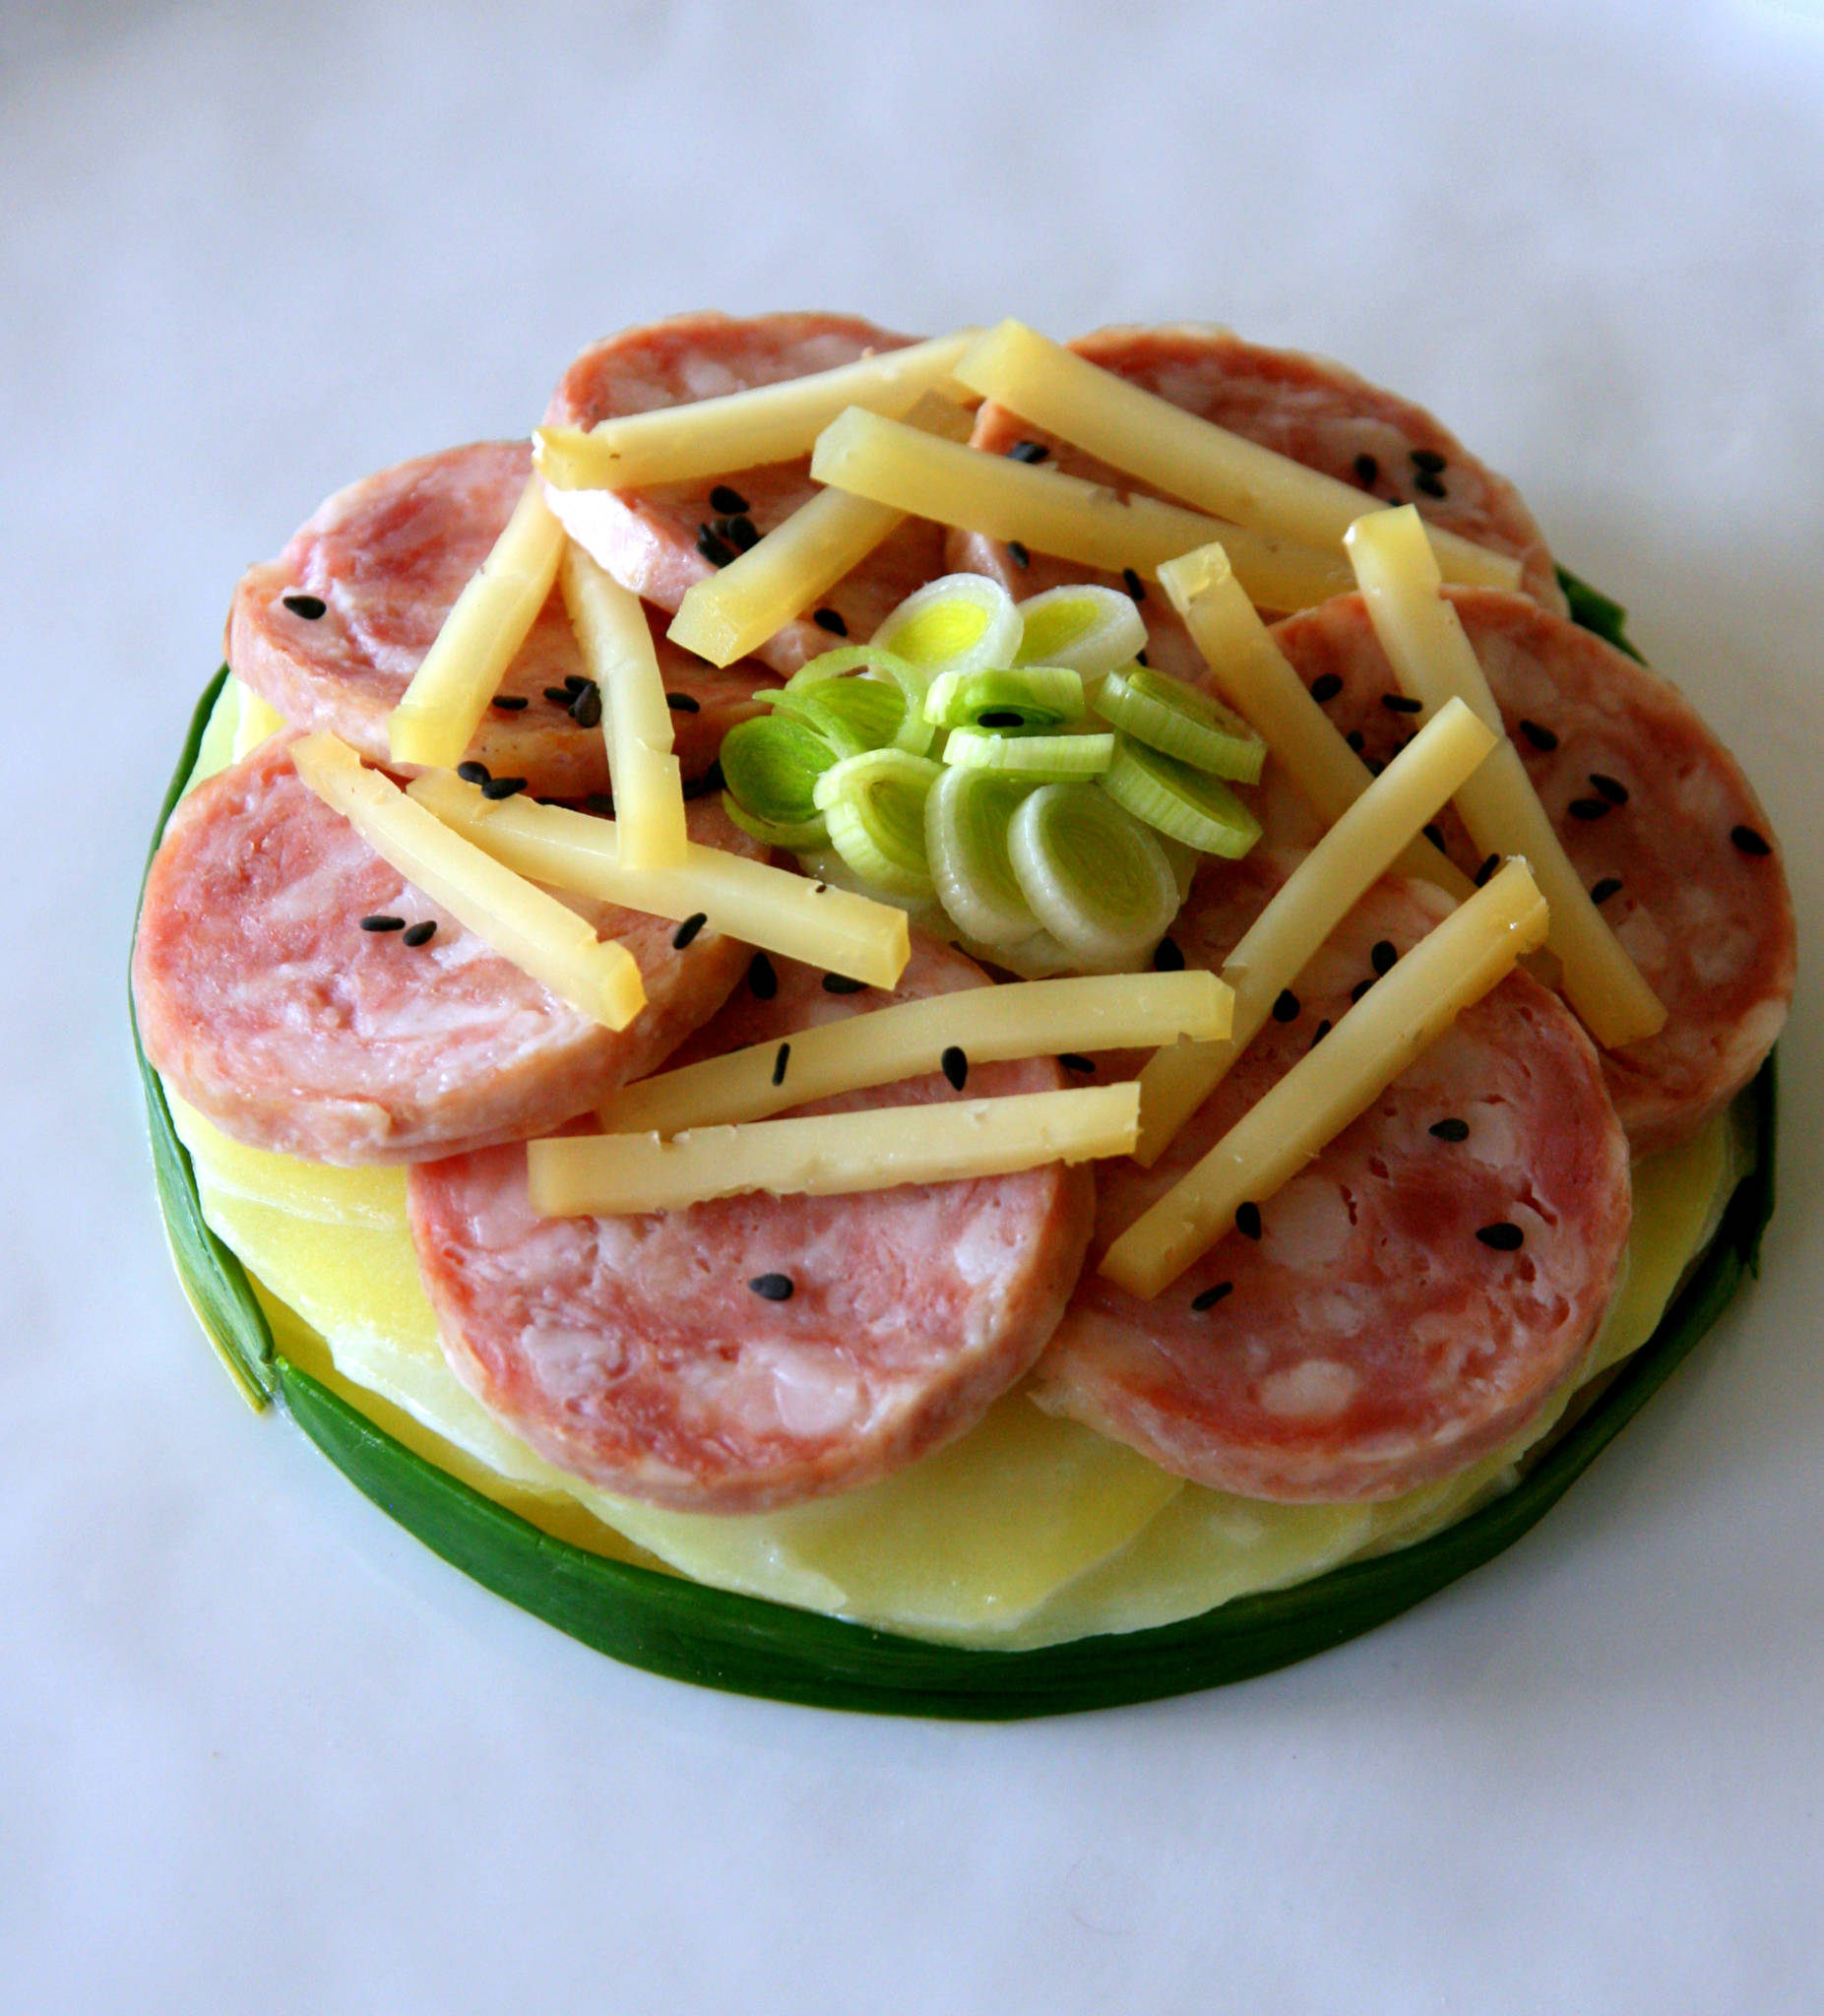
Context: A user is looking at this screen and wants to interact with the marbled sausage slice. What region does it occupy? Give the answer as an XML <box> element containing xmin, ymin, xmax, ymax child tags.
<box><xmin>133</xmin><ymin>736</ymin><xmax>760</xmax><ymax>1165</ymax></box>
<box><xmin>1032</xmin><ymin>859</ymin><xmax>1632</xmax><ymax>1503</ymax></box>
<box><xmin>228</xmin><ymin>440</ymin><xmax>774</xmax><ymax>793</ymax></box>
<box><xmin>544</xmin><ymin>311</ymin><xmax>951</xmax><ymax>675</ymax></box>
<box><xmin>1264</xmin><ymin>589</ymin><xmax>1795</xmax><ymax>1154</ymax></box>
<box><xmin>408</xmin><ymin>938</ymin><xmax>1097</xmax><ymax>1512</ymax></box>
<box><xmin>949</xmin><ymin>321</ymin><xmax>1564</xmax><ymax>690</ymax></box>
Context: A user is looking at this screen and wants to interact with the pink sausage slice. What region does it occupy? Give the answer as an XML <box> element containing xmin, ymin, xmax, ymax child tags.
<box><xmin>1265</xmin><ymin>589</ymin><xmax>1795</xmax><ymax>1155</ymax></box>
<box><xmin>950</xmin><ymin>322</ymin><xmax>1563</xmax><ymax>689</ymax></box>
<box><xmin>1032</xmin><ymin>859</ymin><xmax>1632</xmax><ymax>1503</ymax></box>
<box><xmin>408</xmin><ymin>938</ymin><xmax>1096</xmax><ymax>1512</ymax></box>
<box><xmin>544</xmin><ymin>311</ymin><xmax>951</xmax><ymax>674</ymax></box>
<box><xmin>228</xmin><ymin>440</ymin><xmax>774</xmax><ymax>794</ymax></box>
<box><xmin>133</xmin><ymin>735</ymin><xmax>760</xmax><ymax>1165</ymax></box>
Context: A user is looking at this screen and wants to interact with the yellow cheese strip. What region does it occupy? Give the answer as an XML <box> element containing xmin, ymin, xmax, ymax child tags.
<box><xmin>1134</xmin><ymin>697</ymin><xmax>1497</xmax><ymax>1164</ymax></box>
<box><xmin>292</xmin><ymin>733</ymin><xmax>646</xmax><ymax>1030</ymax></box>
<box><xmin>533</xmin><ymin>328</ymin><xmax>981</xmax><ymax>491</ymax></box>
<box><xmin>809</xmin><ymin>408</ymin><xmax>1353</xmax><ymax>612</ymax></box>
<box><xmin>1345</xmin><ymin>507</ymin><xmax>1667</xmax><ymax>1048</ymax></box>
<box><xmin>385</xmin><ymin>476</ymin><xmax>565</xmax><ymax>769</ymax></box>
<box><xmin>529</xmin><ymin>1082</ymin><xmax>1140</xmax><ymax>1217</ymax></box>
<box><xmin>667</xmin><ymin>393</ymin><xmax>976</xmax><ymax>666</ymax></box>
<box><xmin>956</xmin><ymin>320</ymin><xmax>1525</xmax><ymax>594</ymax></box>
<box><xmin>1157</xmin><ymin>541</ymin><xmax>1473</xmax><ymax>898</ymax></box>
<box><xmin>407</xmin><ymin>768</ymin><xmax>910</xmax><ymax>989</ymax></box>
<box><xmin>559</xmin><ymin>542</ymin><xmax>688</xmax><ymax>869</ymax></box>
<box><xmin>1101</xmin><ymin>860</ymin><xmax>1548</xmax><ymax>1299</ymax></box>
<box><xmin>602</xmin><ymin>970</ymin><xmax>1232</xmax><ymax>1134</ymax></box>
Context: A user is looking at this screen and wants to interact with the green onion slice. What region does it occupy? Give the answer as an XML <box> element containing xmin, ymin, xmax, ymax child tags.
<box><xmin>1101</xmin><ymin>735</ymin><xmax>1264</xmax><ymax>857</ymax></box>
<box><xmin>1092</xmin><ymin>665</ymin><xmax>1267</xmax><ymax>784</ymax></box>
<box><xmin>1008</xmin><ymin>783</ymin><xmax>1180</xmax><ymax>972</ymax></box>
<box><xmin>869</xmin><ymin>574</ymin><xmax>1022</xmax><ymax>682</ymax></box>
<box><xmin>786</xmin><ymin>645</ymin><xmax>936</xmax><ymax>756</ymax></box>
<box><xmin>1014</xmin><ymin>585</ymin><xmax>1148</xmax><ymax>676</ymax></box>
<box><xmin>923</xmin><ymin>665</ymin><xmax>1086</xmax><ymax>733</ymax></box>
<box><xmin>719</xmin><ymin>714</ymin><xmax>841</xmax><ymax>848</ymax></box>
<box><xmin>811</xmin><ymin>747</ymin><xmax>943</xmax><ymax>898</ymax></box>
<box><xmin>772</xmin><ymin>675</ymin><xmax>907</xmax><ymax>758</ymax></box>
<box><xmin>943</xmin><ymin>727</ymin><xmax>1114</xmax><ymax>780</ymax></box>
<box><xmin>722</xmin><ymin>795</ymin><xmax>831</xmax><ymax>851</ymax></box>
<box><xmin>923</xmin><ymin>766</ymin><xmax>1041</xmax><ymax>947</ymax></box>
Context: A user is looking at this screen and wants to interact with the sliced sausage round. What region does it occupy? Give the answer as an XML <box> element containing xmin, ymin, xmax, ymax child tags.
<box><xmin>1032</xmin><ymin>858</ymin><xmax>1632</xmax><ymax>1502</ymax></box>
<box><xmin>133</xmin><ymin>734</ymin><xmax>760</xmax><ymax>1165</ymax></box>
<box><xmin>544</xmin><ymin>311</ymin><xmax>952</xmax><ymax>674</ymax></box>
<box><xmin>227</xmin><ymin>440</ymin><xmax>773</xmax><ymax>794</ymax></box>
<box><xmin>1265</xmin><ymin>588</ymin><xmax>1795</xmax><ymax>1154</ymax></box>
<box><xmin>407</xmin><ymin>937</ymin><xmax>1097</xmax><ymax>1512</ymax></box>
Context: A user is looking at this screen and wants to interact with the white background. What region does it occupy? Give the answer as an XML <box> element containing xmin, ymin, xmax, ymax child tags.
<box><xmin>4</xmin><ymin>2</ymin><xmax>1821</xmax><ymax>2009</ymax></box>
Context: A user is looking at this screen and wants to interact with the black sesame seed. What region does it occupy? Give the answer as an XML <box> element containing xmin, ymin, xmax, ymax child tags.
<box><xmin>1235</xmin><ymin>1202</ymin><xmax>1263</xmax><ymax>1241</ymax></box>
<box><xmin>1410</xmin><ymin>448</ymin><xmax>1448</xmax><ymax>473</ymax></box>
<box><xmin>1007</xmin><ymin>540</ymin><xmax>1030</xmax><ymax>568</ymax></box>
<box><xmin>726</xmin><ymin>515</ymin><xmax>760</xmax><ymax>552</ymax></box>
<box><xmin>1474</xmin><ymin>852</ymin><xmax>1501</xmax><ymax>887</ymax></box>
<box><xmin>1568</xmin><ymin>796</ymin><xmax>1611</xmax><ymax>821</ymax></box>
<box><xmin>1590</xmin><ymin>772</ymin><xmax>1628</xmax><ymax>804</ymax></box>
<box><xmin>543</xmin><ymin>685</ymin><xmax>575</xmax><ymax>705</ymax></box>
<box><xmin>1476</xmin><ymin>1222</ymin><xmax>1525</xmax><ymax>1252</ymax></box>
<box><xmin>748</xmin><ymin>952</ymin><xmax>778</xmax><ymax>999</ymax></box>
<box><xmin>1518</xmin><ymin>719</ymin><xmax>1559</xmax><ymax>753</ymax></box>
<box><xmin>748</xmin><ymin>1273</ymin><xmax>794</xmax><ymax>1301</ymax></box>
<box><xmin>282</xmin><ymin>592</ymin><xmax>328</xmax><ymax>620</ymax></box>
<box><xmin>710</xmin><ymin>516</ymin><xmax>733</xmax><ymax>540</ymax></box>
<box><xmin>709</xmin><ymin>484</ymin><xmax>749</xmax><ymax>515</ymax></box>
<box><xmin>977</xmin><ymin>710</ymin><xmax>1027</xmax><ymax>728</ymax></box>
<box><xmin>771</xmin><ymin>1041</ymin><xmax>790</xmax><ymax>1088</ymax></box>
<box><xmin>563</xmin><ymin>674</ymin><xmax>589</xmax><ymax>693</ymax></box>
<box><xmin>1191</xmin><ymin>1281</ymin><xmax>1233</xmax><ymax>1311</ymax></box>
<box><xmin>1153</xmin><ymin>936</ymin><xmax>1185</xmax><ymax>972</ymax></box>
<box><xmin>1272</xmin><ymin>989</ymin><xmax>1300</xmax><ymax>1023</ymax></box>
<box><xmin>480</xmin><ymin>777</ymin><xmax>528</xmax><ymax>800</ymax></box>
<box><xmin>1135</xmin><ymin>650</ymin><xmax>1149</xmax><ymax>667</ymax></box>
<box><xmin>1310</xmin><ymin>672</ymin><xmax>1344</xmax><ymax>705</ymax></box>
<box><xmin>1422</xmin><ymin>824</ymin><xmax>1447</xmax><ymax>850</ymax></box>
<box><xmin>823</xmin><ymin>973</ymin><xmax>864</xmax><ymax>993</ymax></box>
<box><xmin>1007</xmin><ymin>440</ymin><xmax>1049</xmax><ymax>464</ymax></box>
<box><xmin>941</xmin><ymin>1044</ymin><xmax>970</xmax><ymax>1092</ymax></box>
<box><xmin>1414</xmin><ymin>471</ymin><xmax>1447</xmax><ymax>499</ymax></box>
<box><xmin>1353</xmin><ymin>453</ymin><xmax>1379</xmax><ymax>486</ymax></box>
<box><xmin>1308</xmin><ymin>1019</ymin><xmax>1332</xmax><ymax>1050</ymax></box>
<box><xmin>696</xmin><ymin>524</ymin><xmax>736</xmax><ymax>567</ymax></box>
<box><xmin>1429</xmin><ymin>1116</ymin><xmax>1470</xmax><ymax>1142</ymax></box>
<box><xmin>1351</xmin><ymin>976</ymin><xmax>1376</xmax><ymax>1003</ymax></box>
<box><xmin>359</xmin><ymin>914</ymin><xmax>406</xmax><ymax>932</ymax></box>
<box><xmin>1058</xmin><ymin>1053</ymin><xmax>1097</xmax><ymax>1075</ymax></box>
<box><xmin>663</xmin><ymin>690</ymin><xmax>701</xmax><ymax>713</ymax></box>
<box><xmin>1731</xmin><ymin>824</ymin><xmax>1772</xmax><ymax>856</ymax></box>
<box><xmin>1346</xmin><ymin>729</ymin><xmax>1366</xmax><ymax>753</ymax></box>
<box><xmin>1122</xmin><ymin>567</ymin><xmax>1146</xmax><ymax>601</ymax></box>
<box><xmin>1591</xmin><ymin>877</ymin><xmax>1624</xmax><ymax>906</ymax></box>
<box><xmin>569</xmin><ymin>683</ymin><xmax>602</xmax><ymax>728</ymax></box>
<box><xmin>586</xmin><ymin>792</ymin><xmax>616</xmax><ymax>817</ymax></box>
<box><xmin>489</xmin><ymin>694</ymin><xmax>529</xmax><ymax>712</ymax></box>
<box><xmin>402</xmin><ymin>920</ymin><xmax>437</xmax><ymax>947</ymax></box>
<box><xmin>671</xmin><ymin>912</ymin><xmax>708</xmax><ymax>950</ymax></box>
<box><xmin>812</xmin><ymin>607</ymin><xmax>849</xmax><ymax>636</ymax></box>
<box><xmin>1382</xmin><ymin>692</ymin><xmax>1424</xmax><ymax>715</ymax></box>
<box><xmin>1370</xmin><ymin>938</ymin><xmax>1398</xmax><ymax>976</ymax></box>
<box><xmin>456</xmin><ymin>760</ymin><xmax>492</xmax><ymax>785</ymax></box>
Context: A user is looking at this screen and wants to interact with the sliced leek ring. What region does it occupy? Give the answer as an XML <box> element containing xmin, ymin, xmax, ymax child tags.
<box><xmin>944</xmin><ymin>728</ymin><xmax>1114</xmax><ymax>780</ymax></box>
<box><xmin>772</xmin><ymin>675</ymin><xmax>907</xmax><ymax>758</ymax></box>
<box><xmin>722</xmin><ymin>794</ymin><xmax>831</xmax><ymax>852</ymax></box>
<box><xmin>1014</xmin><ymin>584</ymin><xmax>1148</xmax><ymax>676</ymax></box>
<box><xmin>785</xmin><ymin>644</ymin><xmax>936</xmax><ymax>756</ymax></box>
<box><xmin>923</xmin><ymin>665</ymin><xmax>1086</xmax><ymax>732</ymax></box>
<box><xmin>1102</xmin><ymin>736</ymin><xmax>1263</xmax><ymax>857</ymax></box>
<box><xmin>719</xmin><ymin>711</ymin><xmax>842</xmax><ymax>840</ymax></box>
<box><xmin>811</xmin><ymin>747</ymin><xmax>943</xmax><ymax>898</ymax></box>
<box><xmin>869</xmin><ymin>573</ymin><xmax>1021</xmax><ymax>681</ymax></box>
<box><xmin>1093</xmin><ymin>665</ymin><xmax>1266</xmax><ymax>784</ymax></box>
<box><xmin>923</xmin><ymin>765</ymin><xmax>1041</xmax><ymax>947</ymax></box>
<box><xmin>1008</xmin><ymin>783</ymin><xmax>1179</xmax><ymax>971</ymax></box>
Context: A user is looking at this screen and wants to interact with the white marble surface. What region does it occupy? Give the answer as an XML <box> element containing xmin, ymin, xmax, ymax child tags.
<box><xmin>4</xmin><ymin>2</ymin><xmax>1822</xmax><ymax>2008</ymax></box>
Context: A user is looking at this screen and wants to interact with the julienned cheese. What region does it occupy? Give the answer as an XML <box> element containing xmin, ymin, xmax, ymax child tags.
<box><xmin>602</xmin><ymin>971</ymin><xmax>1232</xmax><ymax>1134</ymax></box>
<box><xmin>666</xmin><ymin>393</ymin><xmax>976</xmax><ymax>667</ymax></box>
<box><xmin>1134</xmin><ymin>697</ymin><xmax>1498</xmax><ymax>1165</ymax></box>
<box><xmin>386</xmin><ymin>476</ymin><xmax>565</xmax><ymax>770</ymax></box>
<box><xmin>559</xmin><ymin>542</ymin><xmax>687</xmax><ymax>870</ymax></box>
<box><xmin>809</xmin><ymin>409</ymin><xmax>1354</xmax><ymax>613</ymax></box>
<box><xmin>1345</xmin><ymin>507</ymin><xmax>1667</xmax><ymax>1049</ymax></box>
<box><xmin>956</xmin><ymin>320</ymin><xmax>1526</xmax><ymax>594</ymax></box>
<box><xmin>407</xmin><ymin>770</ymin><xmax>910</xmax><ymax>989</ymax></box>
<box><xmin>1157</xmin><ymin>542</ymin><xmax>1473</xmax><ymax>898</ymax></box>
<box><xmin>531</xmin><ymin>329</ymin><xmax>981</xmax><ymax>492</ymax></box>
<box><xmin>527</xmin><ymin>1082</ymin><xmax>1141</xmax><ymax>1217</ymax></box>
<box><xmin>291</xmin><ymin>733</ymin><xmax>647</xmax><ymax>1031</ymax></box>
<box><xmin>1101</xmin><ymin>860</ymin><xmax>1548</xmax><ymax>1299</ymax></box>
